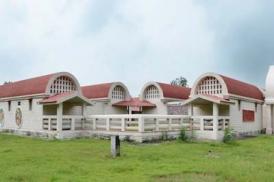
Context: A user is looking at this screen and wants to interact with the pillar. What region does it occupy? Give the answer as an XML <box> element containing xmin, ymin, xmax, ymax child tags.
<box><xmin>188</xmin><ymin>104</ymin><xmax>193</xmax><ymax>116</ymax></box>
<box><xmin>266</xmin><ymin>104</ymin><xmax>273</xmax><ymax>135</ymax></box>
<box><xmin>82</xmin><ymin>103</ymin><xmax>87</xmax><ymax>117</ymax></box>
<box><xmin>111</xmin><ymin>136</ymin><xmax>120</xmax><ymax>158</ymax></box>
<box><xmin>57</xmin><ymin>103</ymin><xmax>63</xmax><ymax>132</ymax></box>
<box><xmin>213</xmin><ymin>103</ymin><xmax>219</xmax><ymax>140</ymax></box>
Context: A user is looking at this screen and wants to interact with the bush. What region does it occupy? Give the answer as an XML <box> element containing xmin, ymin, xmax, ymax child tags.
<box><xmin>223</xmin><ymin>128</ymin><xmax>234</xmax><ymax>143</ymax></box>
<box><xmin>179</xmin><ymin>127</ymin><xmax>189</xmax><ymax>142</ymax></box>
<box><xmin>161</xmin><ymin>131</ymin><xmax>168</xmax><ymax>141</ymax></box>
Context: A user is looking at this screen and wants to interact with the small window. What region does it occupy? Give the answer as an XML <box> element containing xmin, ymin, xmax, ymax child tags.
<box><xmin>18</xmin><ymin>101</ymin><xmax>21</xmax><ymax>106</ymax></box>
<box><xmin>29</xmin><ymin>99</ymin><xmax>33</xmax><ymax>111</ymax></box>
<box><xmin>255</xmin><ymin>103</ymin><xmax>258</xmax><ymax>112</ymax></box>
<box><xmin>238</xmin><ymin>100</ymin><xmax>241</xmax><ymax>111</ymax></box>
<box><xmin>8</xmin><ymin>101</ymin><xmax>11</xmax><ymax>111</ymax></box>
<box><xmin>243</xmin><ymin>110</ymin><xmax>255</xmax><ymax>122</ymax></box>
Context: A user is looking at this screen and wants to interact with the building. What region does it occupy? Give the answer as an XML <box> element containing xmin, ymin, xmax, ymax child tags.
<box><xmin>184</xmin><ymin>73</ymin><xmax>264</xmax><ymax>140</ymax></box>
<box><xmin>0</xmin><ymin>72</ymin><xmax>91</xmax><ymax>138</ymax></box>
<box><xmin>81</xmin><ymin>82</ymin><xmax>131</xmax><ymax>115</ymax></box>
<box><xmin>0</xmin><ymin>67</ymin><xmax>274</xmax><ymax>142</ymax></box>
<box><xmin>139</xmin><ymin>82</ymin><xmax>191</xmax><ymax>114</ymax></box>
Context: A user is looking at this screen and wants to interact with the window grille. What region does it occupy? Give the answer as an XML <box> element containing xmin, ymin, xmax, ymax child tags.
<box><xmin>49</xmin><ymin>76</ymin><xmax>77</xmax><ymax>94</ymax></box>
<box><xmin>144</xmin><ymin>85</ymin><xmax>160</xmax><ymax>99</ymax></box>
<box><xmin>196</xmin><ymin>77</ymin><xmax>223</xmax><ymax>95</ymax></box>
<box><xmin>112</xmin><ymin>86</ymin><xmax>126</xmax><ymax>100</ymax></box>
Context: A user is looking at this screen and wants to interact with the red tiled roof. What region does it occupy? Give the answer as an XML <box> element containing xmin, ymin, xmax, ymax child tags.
<box><xmin>113</xmin><ymin>98</ymin><xmax>156</xmax><ymax>107</ymax></box>
<box><xmin>219</xmin><ymin>75</ymin><xmax>264</xmax><ymax>101</ymax></box>
<box><xmin>39</xmin><ymin>92</ymin><xmax>74</xmax><ymax>104</ymax></box>
<box><xmin>81</xmin><ymin>83</ymin><xmax>113</xmax><ymax>99</ymax></box>
<box><xmin>157</xmin><ymin>83</ymin><xmax>191</xmax><ymax>100</ymax></box>
<box><xmin>0</xmin><ymin>73</ymin><xmax>57</xmax><ymax>99</ymax></box>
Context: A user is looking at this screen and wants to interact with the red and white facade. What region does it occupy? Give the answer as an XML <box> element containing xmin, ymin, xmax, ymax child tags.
<box><xmin>0</xmin><ymin>67</ymin><xmax>273</xmax><ymax>141</ymax></box>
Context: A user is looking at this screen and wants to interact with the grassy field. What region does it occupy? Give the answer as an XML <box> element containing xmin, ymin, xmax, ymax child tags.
<box><xmin>1</xmin><ymin>134</ymin><xmax>274</xmax><ymax>182</ymax></box>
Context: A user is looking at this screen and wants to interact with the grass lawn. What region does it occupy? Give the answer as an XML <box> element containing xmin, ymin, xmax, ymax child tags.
<box><xmin>1</xmin><ymin>134</ymin><xmax>274</xmax><ymax>182</ymax></box>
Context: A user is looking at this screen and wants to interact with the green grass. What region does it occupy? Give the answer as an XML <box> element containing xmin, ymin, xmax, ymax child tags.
<box><xmin>1</xmin><ymin>134</ymin><xmax>274</xmax><ymax>182</ymax></box>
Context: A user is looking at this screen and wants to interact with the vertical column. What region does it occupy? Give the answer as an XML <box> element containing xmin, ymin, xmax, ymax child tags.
<box><xmin>71</xmin><ymin>118</ymin><xmax>75</xmax><ymax>131</ymax></box>
<box><xmin>155</xmin><ymin>118</ymin><xmax>159</xmax><ymax>131</ymax></box>
<box><xmin>213</xmin><ymin>103</ymin><xmax>219</xmax><ymax>140</ymax></box>
<box><xmin>138</xmin><ymin>116</ymin><xmax>144</xmax><ymax>132</ymax></box>
<box><xmin>57</xmin><ymin>103</ymin><xmax>63</xmax><ymax>132</ymax></box>
<box><xmin>82</xmin><ymin>103</ymin><xmax>87</xmax><ymax>117</ymax></box>
<box><xmin>111</xmin><ymin>136</ymin><xmax>120</xmax><ymax>158</ymax></box>
<box><xmin>121</xmin><ymin>118</ymin><xmax>126</xmax><ymax>132</ymax></box>
<box><xmin>188</xmin><ymin>104</ymin><xmax>193</xmax><ymax>116</ymax></box>
<box><xmin>106</xmin><ymin>118</ymin><xmax>110</xmax><ymax>131</ymax></box>
<box><xmin>266</xmin><ymin>104</ymin><xmax>273</xmax><ymax>135</ymax></box>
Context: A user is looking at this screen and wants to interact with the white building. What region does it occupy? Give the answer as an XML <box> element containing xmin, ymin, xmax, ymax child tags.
<box><xmin>139</xmin><ymin>82</ymin><xmax>191</xmax><ymax>114</ymax></box>
<box><xmin>81</xmin><ymin>82</ymin><xmax>131</xmax><ymax>114</ymax></box>
<box><xmin>184</xmin><ymin>73</ymin><xmax>264</xmax><ymax>140</ymax></box>
<box><xmin>0</xmin><ymin>67</ymin><xmax>273</xmax><ymax>142</ymax></box>
<box><xmin>0</xmin><ymin>72</ymin><xmax>91</xmax><ymax>138</ymax></box>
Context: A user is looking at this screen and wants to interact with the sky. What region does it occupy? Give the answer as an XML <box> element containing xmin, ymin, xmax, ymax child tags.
<box><xmin>0</xmin><ymin>0</ymin><xmax>273</xmax><ymax>96</ymax></box>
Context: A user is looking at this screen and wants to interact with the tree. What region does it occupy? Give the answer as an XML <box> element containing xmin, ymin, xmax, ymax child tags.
<box><xmin>3</xmin><ymin>81</ymin><xmax>12</xmax><ymax>85</ymax></box>
<box><xmin>171</xmin><ymin>76</ymin><xmax>188</xmax><ymax>87</ymax></box>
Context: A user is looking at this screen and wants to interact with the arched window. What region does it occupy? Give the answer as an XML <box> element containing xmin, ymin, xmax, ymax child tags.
<box><xmin>145</xmin><ymin>85</ymin><xmax>160</xmax><ymax>99</ymax></box>
<box><xmin>50</xmin><ymin>76</ymin><xmax>77</xmax><ymax>94</ymax></box>
<box><xmin>196</xmin><ymin>76</ymin><xmax>223</xmax><ymax>95</ymax></box>
<box><xmin>112</xmin><ymin>86</ymin><xmax>126</xmax><ymax>100</ymax></box>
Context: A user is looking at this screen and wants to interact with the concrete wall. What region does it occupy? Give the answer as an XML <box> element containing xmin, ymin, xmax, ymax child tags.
<box><xmin>142</xmin><ymin>99</ymin><xmax>168</xmax><ymax>114</ymax></box>
<box><xmin>0</xmin><ymin>99</ymin><xmax>43</xmax><ymax>131</ymax></box>
<box><xmin>86</xmin><ymin>101</ymin><xmax>128</xmax><ymax>115</ymax></box>
<box><xmin>229</xmin><ymin>99</ymin><xmax>262</xmax><ymax>134</ymax></box>
<box><xmin>193</xmin><ymin>104</ymin><xmax>213</xmax><ymax>116</ymax></box>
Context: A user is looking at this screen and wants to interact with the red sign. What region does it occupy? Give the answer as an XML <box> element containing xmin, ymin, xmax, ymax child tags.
<box><xmin>243</xmin><ymin>110</ymin><xmax>255</xmax><ymax>122</ymax></box>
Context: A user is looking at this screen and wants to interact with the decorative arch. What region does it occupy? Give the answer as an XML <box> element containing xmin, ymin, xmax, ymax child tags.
<box><xmin>140</xmin><ymin>82</ymin><xmax>164</xmax><ymax>100</ymax></box>
<box><xmin>191</xmin><ymin>73</ymin><xmax>228</xmax><ymax>97</ymax></box>
<box><xmin>46</xmin><ymin>72</ymin><xmax>81</xmax><ymax>95</ymax></box>
<box><xmin>108</xmin><ymin>82</ymin><xmax>130</xmax><ymax>100</ymax></box>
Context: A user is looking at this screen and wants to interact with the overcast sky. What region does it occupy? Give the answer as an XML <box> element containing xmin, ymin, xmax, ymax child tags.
<box><xmin>0</xmin><ymin>0</ymin><xmax>273</xmax><ymax>96</ymax></box>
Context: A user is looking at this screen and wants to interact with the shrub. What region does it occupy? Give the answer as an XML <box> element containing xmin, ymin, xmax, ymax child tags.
<box><xmin>179</xmin><ymin>127</ymin><xmax>189</xmax><ymax>142</ymax></box>
<box><xmin>161</xmin><ymin>131</ymin><xmax>168</xmax><ymax>141</ymax></box>
<box><xmin>223</xmin><ymin>128</ymin><xmax>234</xmax><ymax>143</ymax></box>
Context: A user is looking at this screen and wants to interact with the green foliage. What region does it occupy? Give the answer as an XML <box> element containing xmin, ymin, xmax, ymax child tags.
<box><xmin>1</xmin><ymin>134</ymin><xmax>274</xmax><ymax>181</ymax></box>
<box><xmin>171</xmin><ymin>76</ymin><xmax>188</xmax><ymax>87</ymax></box>
<box><xmin>161</xmin><ymin>131</ymin><xmax>168</xmax><ymax>141</ymax></box>
<box><xmin>179</xmin><ymin>127</ymin><xmax>189</xmax><ymax>142</ymax></box>
<box><xmin>223</xmin><ymin>128</ymin><xmax>235</xmax><ymax>143</ymax></box>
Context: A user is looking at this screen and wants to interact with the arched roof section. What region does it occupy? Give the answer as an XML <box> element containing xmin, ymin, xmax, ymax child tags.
<box><xmin>0</xmin><ymin>72</ymin><xmax>80</xmax><ymax>99</ymax></box>
<box><xmin>191</xmin><ymin>72</ymin><xmax>264</xmax><ymax>101</ymax></box>
<box><xmin>140</xmin><ymin>82</ymin><xmax>191</xmax><ymax>100</ymax></box>
<box><xmin>81</xmin><ymin>82</ymin><xmax>130</xmax><ymax>100</ymax></box>
<box><xmin>45</xmin><ymin>72</ymin><xmax>81</xmax><ymax>95</ymax></box>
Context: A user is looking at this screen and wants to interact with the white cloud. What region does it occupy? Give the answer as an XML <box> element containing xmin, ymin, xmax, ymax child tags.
<box><xmin>0</xmin><ymin>0</ymin><xmax>215</xmax><ymax>95</ymax></box>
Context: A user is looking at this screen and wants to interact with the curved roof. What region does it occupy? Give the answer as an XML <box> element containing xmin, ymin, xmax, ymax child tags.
<box><xmin>0</xmin><ymin>72</ymin><xmax>81</xmax><ymax>99</ymax></box>
<box><xmin>81</xmin><ymin>82</ymin><xmax>130</xmax><ymax>100</ymax></box>
<box><xmin>191</xmin><ymin>72</ymin><xmax>264</xmax><ymax>101</ymax></box>
<box><xmin>0</xmin><ymin>73</ymin><xmax>56</xmax><ymax>99</ymax></box>
<box><xmin>81</xmin><ymin>83</ymin><xmax>113</xmax><ymax>99</ymax></box>
<box><xmin>157</xmin><ymin>83</ymin><xmax>191</xmax><ymax>100</ymax></box>
<box><xmin>219</xmin><ymin>75</ymin><xmax>264</xmax><ymax>101</ymax></box>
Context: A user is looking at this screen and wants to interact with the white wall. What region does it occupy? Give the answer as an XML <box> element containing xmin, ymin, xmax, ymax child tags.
<box><xmin>229</xmin><ymin>99</ymin><xmax>262</xmax><ymax>134</ymax></box>
<box><xmin>142</xmin><ymin>99</ymin><xmax>168</xmax><ymax>114</ymax></box>
<box><xmin>0</xmin><ymin>98</ymin><xmax>43</xmax><ymax>131</ymax></box>
<box><xmin>86</xmin><ymin>101</ymin><xmax>128</xmax><ymax>115</ymax></box>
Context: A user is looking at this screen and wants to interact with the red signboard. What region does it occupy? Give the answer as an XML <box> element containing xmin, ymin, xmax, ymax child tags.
<box><xmin>243</xmin><ymin>110</ymin><xmax>255</xmax><ymax>122</ymax></box>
